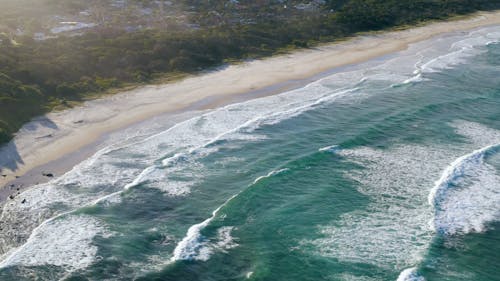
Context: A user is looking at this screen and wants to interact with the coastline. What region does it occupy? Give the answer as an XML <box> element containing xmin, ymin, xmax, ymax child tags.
<box><xmin>1</xmin><ymin>10</ymin><xmax>500</xmax><ymax>200</ymax></box>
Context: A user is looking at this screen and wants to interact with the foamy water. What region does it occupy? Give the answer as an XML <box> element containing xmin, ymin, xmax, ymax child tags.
<box><xmin>429</xmin><ymin>143</ymin><xmax>500</xmax><ymax>235</ymax></box>
<box><xmin>397</xmin><ymin>268</ymin><xmax>426</xmax><ymax>281</ymax></box>
<box><xmin>0</xmin><ymin>26</ymin><xmax>499</xmax><ymax>280</ymax></box>
<box><xmin>172</xmin><ymin>167</ymin><xmax>288</xmax><ymax>262</ymax></box>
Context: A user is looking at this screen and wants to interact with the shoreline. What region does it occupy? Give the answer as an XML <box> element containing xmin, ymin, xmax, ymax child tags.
<box><xmin>1</xmin><ymin>10</ymin><xmax>500</xmax><ymax>200</ymax></box>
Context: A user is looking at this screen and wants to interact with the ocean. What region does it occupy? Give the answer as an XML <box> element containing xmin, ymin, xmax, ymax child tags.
<box><xmin>0</xmin><ymin>26</ymin><xmax>499</xmax><ymax>281</ymax></box>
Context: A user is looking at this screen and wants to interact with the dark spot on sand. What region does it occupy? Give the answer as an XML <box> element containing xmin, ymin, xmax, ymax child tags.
<box><xmin>36</xmin><ymin>134</ymin><xmax>53</xmax><ymax>139</ymax></box>
<box><xmin>42</xmin><ymin>173</ymin><xmax>54</xmax><ymax>178</ymax></box>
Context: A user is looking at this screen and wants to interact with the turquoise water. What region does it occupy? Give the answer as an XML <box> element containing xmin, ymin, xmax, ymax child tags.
<box><xmin>0</xmin><ymin>27</ymin><xmax>499</xmax><ymax>281</ymax></box>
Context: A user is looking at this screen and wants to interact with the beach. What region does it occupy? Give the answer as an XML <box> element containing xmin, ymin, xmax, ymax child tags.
<box><xmin>0</xmin><ymin>9</ymin><xmax>499</xmax><ymax>280</ymax></box>
<box><xmin>1</xmin><ymin>10</ymin><xmax>500</xmax><ymax>197</ymax></box>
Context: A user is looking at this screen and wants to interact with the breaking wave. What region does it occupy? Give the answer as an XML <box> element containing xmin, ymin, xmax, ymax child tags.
<box><xmin>429</xmin><ymin>144</ymin><xmax>500</xmax><ymax>235</ymax></box>
<box><xmin>397</xmin><ymin>268</ymin><xmax>425</xmax><ymax>281</ymax></box>
<box><xmin>172</xmin><ymin>167</ymin><xmax>288</xmax><ymax>262</ymax></box>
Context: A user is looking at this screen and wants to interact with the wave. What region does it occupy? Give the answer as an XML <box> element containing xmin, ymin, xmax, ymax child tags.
<box><xmin>417</xmin><ymin>47</ymin><xmax>475</xmax><ymax>74</ymax></box>
<box><xmin>0</xmin><ymin>215</ymin><xmax>109</xmax><ymax>271</ymax></box>
<box><xmin>417</xmin><ymin>28</ymin><xmax>500</xmax><ymax>75</ymax></box>
<box><xmin>394</xmin><ymin>72</ymin><xmax>425</xmax><ymax>87</ymax></box>
<box><xmin>170</xmin><ymin>202</ymin><xmax>227</xmax><ymax>261</ymax></box>
<box><xmin>93</xmin><ymin>86</ymin><xmax>358</xmax><ymax>197</ymax></box>
<box><xmin>309</xmin><ymin>128</ymin><xmax>500</xmax><ymax>279</ymax></box>
<box><xmin>393</xmin><ymin>124</ymin><xmax>500</xmax><ymax>279</ymax></box>
<box><xmin>318</xmin><ymin>145</ymin><xmax>340</xmax><ymax>153</ymax></box>
<box><xmin>0</xmin><ymin>72</ymin><xmax>358</xmax><ymax>271</ymax></box>
<box><xmin>427</xmin><ymin>144</ymin><xmax>497</xmax><ymax>206</ymax></box>
<box><xmin>391</xmin><ymin>47</ymin><xmax>479</xmax><ymax>88</ymax></box>
<box><xmin>396</xmin><ymin>268</ymin><xmax>425</xmax><ymax>281</ymax></box>
<box><xmin>121</xmin><ymin>86</ymin><xmax>358</xmax><ymax>193</ymax></box>
<box><xmin>172</xmin><ymin>167</ymin><xmax>288</xmax><ymax>262</ymax></box>
<box><xmin>305</xmin><ymin>144</ymin><xmax>444</xmax><ymax>270</ymax></box>
<box><xmin>253</xmin><ymin>168</ymin><xmax>289</xmax><ymax>184</ymax></box>
<box><xmin>428</xmin><ymin>144</ymin><xmax>500</xmax><ymax>234</ymax></box>
<box><xmin>173</xmin><ymin>225</ymin><xmax>238</xmax><ymax>262</ymax></box>
<box><xmin>2</xmin><ymin>27</ymin><xmax>498</xmax><ymax>276</ymax></box>
<box><xmin>382</xmin><ymin>28</ymin><xmax>500</xmax><ymax>88</ymax></box>
<box><xmin>429</xmin><ymin>143</ymin><xmax>500</xmax><ymax>235</ymax></box>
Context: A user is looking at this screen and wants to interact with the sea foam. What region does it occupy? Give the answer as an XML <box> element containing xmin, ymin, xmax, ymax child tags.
<box><xmin>171</xmin><ymin>204</ymin><xmax>226</xmax><ymax>261</ymax></box>
<box><xmin>383</xmin><ymin>26</ymin><xmax>500</xmax><ymax>87</ymax></box>
<box><xmin>0</xmin><ymin>66</ymin><xmax>361</xmax><ymax>272</ymax></box>
<box><xmin>0</xmin><ymin>215</ymin><xmax>110</xmax><ymax>270</ymax></box>
<box><xmin>309</xmin><ymin>120</ymin><xmax>500</xmax><ymax>276</ymax></box>
<box><xmin>429</xmin><ymin>143</ymin><xmax>500</xmax><ymax>235</ymax></box>
<box><xmin>309</xmin><ymin>145</ymin><xmax>446</xmax><ymax>268</ymax></box>
<box><xmin>318</xmin><ymin>145</ymin><xmax>340</xmax><ymax>153</ymax></box>
<box><xmin>172</xmin><ymin>168</ymin><xmax>288</xmax><ymax>262</ymax></box>
<box><xmin>397</xmin><ymin>268</ymin><xmax>426</xmax><ymax>281</ymax></box>
<box><xmin>2</xmin><ymin>26</ymin><xmax>499</xmax><ymax>278</ymax></box>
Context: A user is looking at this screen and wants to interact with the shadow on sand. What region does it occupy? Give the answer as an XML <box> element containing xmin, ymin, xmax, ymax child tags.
<box><xmin>0</xmin><ymin>141</ymin><xmax>24</xmax><ymax>174</ymax></box>
<box><xmin>0</xmin><ymin>117</ymin><xmax>59</xmax><ymax>173</ymax></box>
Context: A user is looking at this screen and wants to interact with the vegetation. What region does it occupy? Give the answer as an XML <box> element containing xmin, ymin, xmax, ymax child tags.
<box><xmin>1</xmin><ymin>0</ymin><xmax>499</xmax><ymax>144</ymax></box>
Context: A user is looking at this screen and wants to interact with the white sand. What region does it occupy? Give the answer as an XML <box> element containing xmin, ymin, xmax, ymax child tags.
<box><xmin>1</xmin><ymin>11</ymin><xmax>500</xmax><ymax>189</ymax></box>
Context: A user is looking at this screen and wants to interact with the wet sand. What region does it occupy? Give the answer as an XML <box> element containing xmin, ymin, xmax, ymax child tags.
<box><xmin>1</xmin><ymin>10</ymin><xmax>500</xmax><ymax>202</ymax></box>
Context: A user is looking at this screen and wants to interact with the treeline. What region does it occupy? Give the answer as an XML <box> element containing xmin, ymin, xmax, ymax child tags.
<box><xmin>1</xmin><ymin>0</ymin><xmax>500</xmax><ymax>143</ymax></box>
<box><xmin>333</xmin><ymin>0</ymin><xmax>500</xmax><ymax>30</ymax></box>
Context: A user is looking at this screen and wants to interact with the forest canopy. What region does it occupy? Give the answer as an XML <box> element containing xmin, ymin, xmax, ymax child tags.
<box><xmin>0</xmin><ymin>0</ymin><xmax>499</xmax><ymax>143</ymax></box>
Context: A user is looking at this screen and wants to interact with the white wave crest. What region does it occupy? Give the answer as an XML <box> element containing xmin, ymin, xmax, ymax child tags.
<box><xmin>397</xmin><ymin>268</ymin><xmax>425</xmax><ymax>281</ymax></box>
<box><xmin>381</xmin><ymin>25</ymin><xmax>500</xmax><ymax>87</ymax></box>
<box><xmin>172</xmin><ymin>167</ymin><xmax>287</xmax><ymax>262</ymax></box>
<box><xmin>308</xmin><ymin>145</ymin><xmax>447</xmax><ymax>269</ymax></box>
<box><xmin>119</xmin><ymin>86</ymin><xmax>357</xmax><ymax>195</ymax></box>
<box><xmin>253</xmin><ymin>168</ymin><xmax>289</xmax><ymax>184</ymax></box>
<box><xmin>429</xmin><ymin>143</ymin><xmax>500</xmax><ymax>235</ymax></box>
<box><xmin>0</xmin><ymin>67</ymin><xmax>360</xmax><ymax>271</ymax></box>
<box><xmin>171</xmin><ymin>202</ymin><xmax>229</xmax><ymax>261</ymax></box>
<box><xmin>0</xmin><ymin>215</ymin><xmax>110</xmax><ymax>270</ymax></box>
<box><xmin>318</xmin><ymin>145</ymin><xmax>340</xmax><ymax>153</ymax></box>
<box><xmin>428</xmin><ymin>144</ymin><xmax>498</xmax><ymax>205</ymax></box>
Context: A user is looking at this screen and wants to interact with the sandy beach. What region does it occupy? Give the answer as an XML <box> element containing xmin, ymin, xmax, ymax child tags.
<box><xmin>1</xmin><ymin>10</ymin><xmax>500</xmax><ymax>198</ymax></box>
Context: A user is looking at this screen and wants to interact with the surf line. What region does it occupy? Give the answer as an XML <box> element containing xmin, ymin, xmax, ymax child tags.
<box><xmin>114</xmin><ymin>86</ymin><xmax>359</xmax><ymax>195</ymax></box>
<box><xmin>427</xmin><ymin>143</ymin><xmax>499</xmax><ymax>233</ymax></box>
<box><xmin>395</xmin><ymin>143</ymin><xmax>499</xmax><ymax>281</ymax></box>
<box><xmin>0</xmin><ymin>83</ymin><xmax>357</xmax><ymax>268</ymax></box>
<box><xmin>397</xmin><ymin>267</ymin><xmax>425</xmax><ymax>281</ymax></box>
<box><xmin>171</xmin><ymin>168</ymin><xmax>289</xmax><ymax>262</ymax></box>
